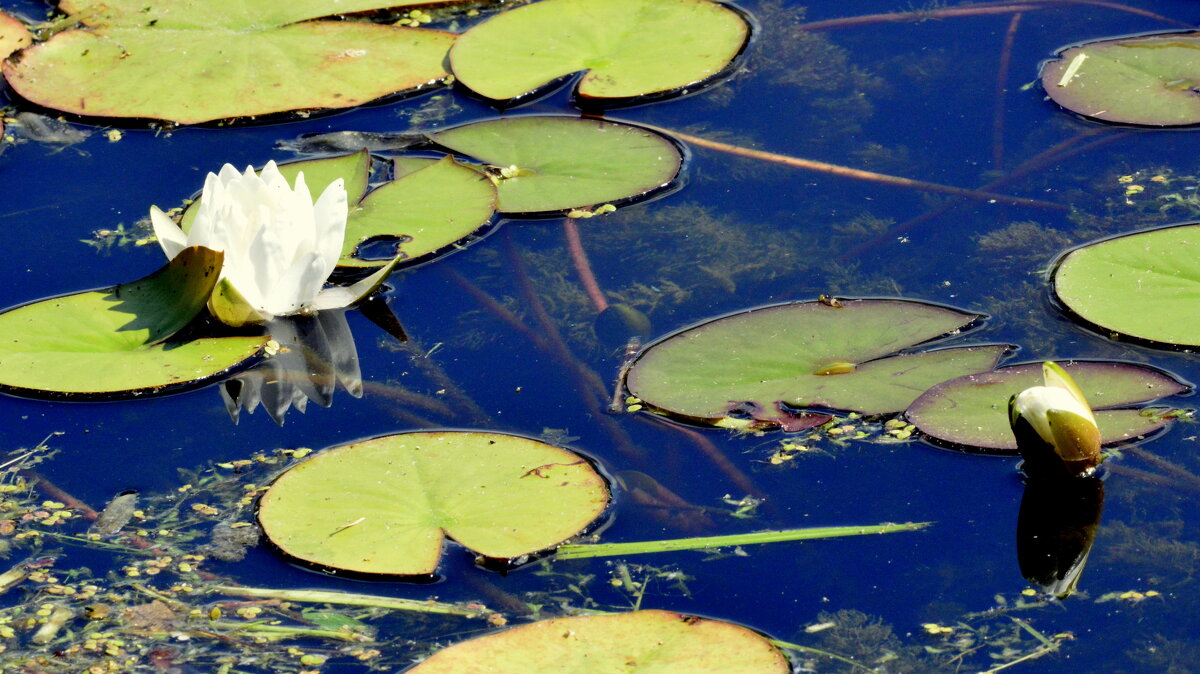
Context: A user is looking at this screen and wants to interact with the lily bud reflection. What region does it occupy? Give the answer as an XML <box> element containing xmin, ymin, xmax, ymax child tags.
<box><xmin>1008</xmin><ymin>361</ymin><xmax>1102</xmax><ymax>478</ymax></box>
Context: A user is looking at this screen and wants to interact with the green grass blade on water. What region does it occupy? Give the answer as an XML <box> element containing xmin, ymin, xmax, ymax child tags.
<box><xmin>554</xmin><ymin>522</ymin><xmax>932</xmax><ymax>560</ymax></box>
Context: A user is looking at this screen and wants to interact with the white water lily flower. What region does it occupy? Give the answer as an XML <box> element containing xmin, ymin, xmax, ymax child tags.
<box><xmin>1008</xmin><ymin>361</ymin><xmax>1102</xmax><ymax>475</ymax></box>
<box><xmin>150</xmin><ymin>161</ymin><xmax>352</xmax><ymax>323</ymax></box>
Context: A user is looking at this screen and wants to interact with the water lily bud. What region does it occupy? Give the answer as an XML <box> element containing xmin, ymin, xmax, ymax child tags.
<box><xmin>1008</xmin><ymin>362</ymin><xmax>1102</xmax><ymax>477</ymax></box>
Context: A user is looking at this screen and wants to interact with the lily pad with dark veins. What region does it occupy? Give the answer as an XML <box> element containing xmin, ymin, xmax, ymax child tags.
<box><xmin>624</xmin><ymin>299</ymin><xmax>1009</xmax><ymax>430</ymax></box>
<box><xmin>1053</xmin><ymin>223</ymin><xmax>1200</xmax><ymax>347</ymax></box>
<box><xmin>408</xmin><ymin>610</ymin><xmax>790</xmax><ymax>673</ymax></box>
<box><xmin>906</xmin><ymin>361</ymin><xmax>1189</xmax><ymax>452</ymax></box>
<box><xmin>450</xmin><ymin>0</ymin><xmax>750</xmax><ymax>105</ymax></box>
<box><xmin>257</xmin><ymin>431</ymin><xmax>610</xmax><ymax>578</ymax></box>
<box><xmin>431</xmin><ymin>116</ymin><xmax>683</xmax><ymax>215</ymax></box>
<box><xmin>0</xmin><ymin>247</ymin><xmax>267</xmax><ymax>399</ymax></box>
<box><xmin>1042</xmin><ymin>32</ymin><xmax>1200</xmax><ymax>126</ymax></box>
<box><xmin>3</xmin><ymin>0</ymin><xmax>456</xmax><ymax>123</ymax></box>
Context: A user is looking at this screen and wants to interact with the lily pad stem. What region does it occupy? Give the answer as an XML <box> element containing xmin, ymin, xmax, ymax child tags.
<box><xmin>503</xmin><ymin>233</ymin><xmax>644</xmax><ymax>462</ymax></box>
<box><xmin>839</xmin><ymin>128</ymin><xmax>1123</xmax><ymax>261</ymax></box>
<box><xmin>663</xmin><ymin>129</ymin><xmax>1065</xmax><ymax>210</ymax></box>
<box><xmin>562</xmin><ymin>219</ymin><xmax>608</xmax><ymax>313</ymax></box>
<box><xmin>796</xmin><ymin>0</ymin><xmax>1189</xmax><ymax>32</ymax></box>
<box><xmin>992</xmin><ymin>13</ymin><xmax>1022</xmax><ymax>171</ymax></box>
<box><xmin>19</xmin><ymin>469</ymin><xmax>98</xmax><ymax>520</ymax></box>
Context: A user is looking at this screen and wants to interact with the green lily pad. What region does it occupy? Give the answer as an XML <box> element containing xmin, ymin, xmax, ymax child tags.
<box><xmin>177</xmin><ymin>151</ymin><xmax>496</xmax><ymax>269</ymax></box>
<box><xmin>257</xmin><ymin>431</ymin><xmax>610</xmax><ymax>577</ymax></box>
<box><xmin>906</xmin><ymin>361</ymin><xmax>1188</xmax><ymax>452</ymax></box>
<box><xmin>1053</xmin><ymin>223</ymin><xmax>1200</xmax><ymax>347</ymax></box>
<box><xmin>3</xmin><ymin>0</ymin><xmax>455</xmax><ymax>123</ymax></box>
<box><xmin>0</xmin><ymin>247</ymin><xmax>267</xmax><ymax>399</ymax></box>
<box><xmin>431</xmin><ymin>116</ymin><xmax>682</xmax><ymax>214</ymax></box>
<box><xmin>1041</xmin><ymin>32</ymin><xmax>1200</xmax><ymax>126</ymax></box>
<box><xmin>624</xmin><ymin>299</ymin><xmax>1009</xmax><ymax>429</ymax></box>
<box><xmin>408</xmin><ymin>610</ymin><xmax>790</xmax><ymax>673</ymax></box>
<box><xmin>450</xmin><ymin>0</ymin><xmax>750</xmax><ymax>104</ymax></box>
<box><xmin>342</xmin><ymin>155</ymin><xmax>497</xmax><ymax>267</ymax></box>
<box><xmin>0</xmin><ymin>11</ymin><xmax>31</xmax><ymax>61</ymax></box>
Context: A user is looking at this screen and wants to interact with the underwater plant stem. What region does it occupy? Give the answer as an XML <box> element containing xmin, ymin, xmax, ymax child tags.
<box><xmin>664</xmin><ymin>129</ymin><xmax>1066</xmax><ymax>211</ymax></box>
<box><xmin>554</xmin><ymin>522</ymin><xmax>931</xmax><ymax>560</ymax></box>
<box><xmin>770</xmin><ymin>639</ymin><xmax>875</xmax><ymax>672</ymax></box>
<box><xmin>397</xmin><ymin>340</ymin><xmax>495</xmax><ymax>427</ymax></box>
<box><xmin>562</xmin><ymin>219</ymin><xmax>609</xmax><ymax>314</ymax></box>
<box><xmin>211</xmin><ymin>585</ymin><xmax>491</xmax><ymax>617</ymax></box>
<box><xmin>654</xmin><ymin>420</ymin><xmax>766</xmax><ymax>500</ymax></box>
<box><xmin>838</xmin><ymin>128</ymin><xmax>1122</xmax><ymax>261</ymax></box>
<box><xmin>796</xmin><ymin>0</ymin><xmax>1190</xmax><ymax>31</ymax></box>
<box><xmin>1125</xmin><ymin>446</ymin><xmax>1200</xmax><ymax>492</ymax></box>
<box><xmin>992</xmin><ymin>13</ymin><xmax>1022</xmax><ymax>171</ymax></box>
<box><xmin>502</xmin><ymin>232</ymin><xmax>645</xmax><ymax>462</ymax></box>
<box><xmin>19</xmin><ymin>470</ymin><xmax>98</xmax><ymax>520</ymax></box>
<box><xmin>442</xmin><ymin>267</ymin><xmax>556</xmax><ymax>353</ymax></box>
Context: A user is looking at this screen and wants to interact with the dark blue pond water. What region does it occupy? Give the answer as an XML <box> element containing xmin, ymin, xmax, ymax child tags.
<box><xmin>3</xmin><ymin>0</ymin><xmax>1200</xmax><ymax>671</ymax></box>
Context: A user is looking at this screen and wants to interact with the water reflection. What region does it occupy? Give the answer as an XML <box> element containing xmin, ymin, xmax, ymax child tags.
<box><xmin>219</xmin><ymin>310</ymin><xmax>362</xmax><ymax>425</ymax></box>
<box><xmin>1016</xmin><ymin>475</ymin><xmax>1105</xmax><ymax>599</ymax></box>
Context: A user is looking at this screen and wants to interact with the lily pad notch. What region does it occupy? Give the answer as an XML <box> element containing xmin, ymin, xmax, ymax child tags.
<box><xmin>449</xmin><ymin>0</ymin><xmax>754</xmax><ymax>108</ymax></box>
<box><xmin>622</xmin><ymin>298</ymin><xmax>1011</xmax><ymax>430</ymax></box>
<box><xmin>257</xmin><ymin>431</ymin><xmax>611</xmax><ymax>579</ymax></box>
<box><xmin>907</xmin><ymin>360</ymin><xmax>1190</xmax><ymax>453</ymax></box>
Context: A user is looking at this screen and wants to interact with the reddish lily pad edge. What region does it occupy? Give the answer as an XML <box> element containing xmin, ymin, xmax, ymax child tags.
<box><xmin>907</xmin><ymin>359</ymin><xmax>1192</xmax><ymax>454</ymax></box>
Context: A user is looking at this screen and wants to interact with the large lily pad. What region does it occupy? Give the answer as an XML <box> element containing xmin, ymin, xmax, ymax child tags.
<box><xmin>431</xmin><ymin>116</ymin><xmax>682</xmax><ymax>214</ymax></box>
<box><xmin>0</xmin><ymin>247</ymin><xmax>267</xmax><ymax>399</ymax></box>
<box><xmin>0</xmin><ymin>11</ymin><xmax>30</xmax><ymax>61</ymax></box>
<box><xmin>1053</xmin><ymin>223</ymin><xmax>1200</xmax><ymax>347</ymax></box>
<box><xmin>450</xmin><ymin>0</ymin><xmax>750</xmax><ymax>104</ymax></box>
<box><xmin>3</xmin><ymin>0</ymin><xmax>455</xmax><ymax>123</ymax></box>
<box><xmin>1041</xmin><ymin>32</ymin><xmax>1200</xmax><ymax>126</ymax></box>
<box><xmin>907</xmin><ymin>361</ymin><xmax>1188</xmax><ymax>452</ymax></box>
<box><xmin>178</xmin><ymin>151</ymin><xmax>496</xmax><ymax>269</ymax></box>
<box><xmin>408</xmin><ymin>610</ymin><xmax>789</xmax><ymax>673</ymax></box>
<box><xmin>257</xmin><ymin>431</ymin><xmax>610</xmax><ymax>577</ymax></box>
<box><xmin>624</xmin><ymin>299</ymin><xmax>1009</xmax><ymax>429</ymax></box>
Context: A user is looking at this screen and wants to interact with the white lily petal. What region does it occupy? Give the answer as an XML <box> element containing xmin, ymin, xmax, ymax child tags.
<box><xmin>312</xmin><ymin>178</ymin><xmax>349</xmax><ymax>270</ymax></box>
<box><xmin>270</xmin><ymin>253</ymin><xmax>328</xmax><ymax>316</ymax></box>
<box><xmin>156</xmin><ymin>160</ymin><xmax>351</xmax><ymax>325</ymax></box>
<box><xmin>149</xmin><ymin>206</ymin><xmax>189</xmax><ymax>259</ymax></box>
<box><xmin>1012</xmin><ymin>386</ymin><xmax>1093</xmax><ymax>447</ymax></box>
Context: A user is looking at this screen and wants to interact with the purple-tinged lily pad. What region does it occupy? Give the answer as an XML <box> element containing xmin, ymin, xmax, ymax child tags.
<box><xmin>623</xmin><ymin>299</ymin><xmax>1009</xmax><ymax>429</ymax></box>
<box><xmin>0</xmin><ymin>11</ymin><xmax>30</xmax><ymax>61</ymax></box>
<box><xmin>1041</xmin><ymin>32</ymin><xmax>1200</xmax><ymax>127</ymax></box>
<box><xmin>907</xmin><ymin>360</ymin><xmax>1190</xmax><ymax>452</ymax></box>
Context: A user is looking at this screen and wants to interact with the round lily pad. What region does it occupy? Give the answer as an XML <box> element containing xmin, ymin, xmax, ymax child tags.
<box><xmin>257</xmin><ymin>431</ymin><xmax>610</xmax><ymax>578</ymax></box>
<box><xmin>0</xmin><ymin>11</ymin><xmax>31</xmax><ymax>61</ymax></box>
<box><xmin>906</xmin><ymin>361</ymin><xmax>1189</xmax><ymax>452</ymax></box>
<box><xmin>1053</xmin><ymin>223</ymin><xmax>1200</xmax><ymax>347</ymax></box>
<box><xmin>0</xmin><ymin>247</ymin><xmax>267</xmax><ymax>399</ymax></box>
<box><xmin>408</xmin><ymin>610</ymin><xmax>790</xmax><ymax>673</ymax></box>
<box><xmin>450</xmin><ymin>0</ymin><xmax>750</xmax><ymax>104</ymax></box>
<box><xmin>3</xmin><ymin>0</ymin><xmax>455</xmax><ymax>123</ymax></box>
<box><xmin>624</xmin><ymin>299</ymin><xmax>1009</xmax><ymax>429</ymax></box>
<box><xmin>431</xmin><ymin>116</ymin><xmax>682</xmax><ymax>214</ymax></box>
<box><xmin>1041</xmin><ymin>32</ymin><xmax>1200</xmax><ymax>126</ymax></box>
